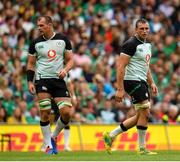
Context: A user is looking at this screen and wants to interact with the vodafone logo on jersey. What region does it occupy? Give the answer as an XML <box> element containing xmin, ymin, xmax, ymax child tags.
<box><xmin>47</xmin><ymin>50</ymin><xmax>56</xmax><ymax>61</ymax></box>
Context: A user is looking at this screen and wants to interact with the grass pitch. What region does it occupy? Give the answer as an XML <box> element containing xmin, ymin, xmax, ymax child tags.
<box><xmin>0</xmin><ymin>151</ymin><xmax>179</xmax><ymax>161</ymax></box>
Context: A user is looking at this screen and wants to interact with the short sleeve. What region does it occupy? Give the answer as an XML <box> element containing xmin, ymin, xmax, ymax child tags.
<box><xmin>120</xmin><ymin>39</ymin><xmax>136</xmax><ymax>57</ymax></box>
<box><xmin>28</xmin><ymin>40</ymin><xmax>36</xmax><ymax>55</ymax></box>
<box><xmin>64</xmin><ymin>36</ymin><xmax>72</xmax><ymax>50</ymax></box>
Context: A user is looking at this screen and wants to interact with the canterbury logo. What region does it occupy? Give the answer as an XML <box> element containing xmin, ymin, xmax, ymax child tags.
<box><xmin>38</xmin><ymin>45</ymin><xmax>44</xmax><ymax>49</ymax></box>
<box><xmin>42</xmin><ymin>86</ymin><xmax>47</xmax><ymax>91</ymax></box>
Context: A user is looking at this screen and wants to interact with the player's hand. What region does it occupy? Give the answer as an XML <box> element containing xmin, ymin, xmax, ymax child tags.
<box><xmin>115</xmin><ymin>89</ymin><xmax>125</xmax><ymax>102</ymax></box>
<box><xmin>150</xmin><ymin>83</ymin><xmax>158</xmax><ymax>97</ymax></box>
<box><xmin>58</xmin><ymin>69</ymin><xmax>67</xmax><ymax>79</ymax></box>
<box><xmin>28</xmin><ymin>81</ymin><xmax>36</xmax><ymax>95</ymax></box>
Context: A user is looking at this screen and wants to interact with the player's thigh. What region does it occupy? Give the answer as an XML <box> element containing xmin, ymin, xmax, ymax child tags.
<box><xmin>50</xmin><ymin>79</ymin><xmax>73</xmax><ymax>116</ymax></box>
<box><xmin>35</xmin><ymin>79</ymin><xmax>51</xmax><ymax>96</ymax></box>
<box><xmin>124</xmin><ymin>80</ymin><xmax>150</xmax><ymax>104</ymax></box>
<box><xmin>49</xmin><ymin>79</ymin><xmax>70</xmax><ymax>98</ymax></box>
<box><xmin>37</xmin><ymin>92</ymin><xmax>51</xmax><ymax>100</ymax></box>
<box><xmin>136</xmin><ymin>104</ymin><xmax>150</xmax><ymax>124</ymax></box>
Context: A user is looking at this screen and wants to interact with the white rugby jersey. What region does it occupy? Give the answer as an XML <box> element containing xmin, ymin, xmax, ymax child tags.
<box><xmin>120</xmin><ymin>36</ymin><xmax>152</xmax><ymax>82</ymax></box>
<box><xmin>29</xmin><ymin>33</ymin><xmax>72</xmax><ymax>80</ymax></box>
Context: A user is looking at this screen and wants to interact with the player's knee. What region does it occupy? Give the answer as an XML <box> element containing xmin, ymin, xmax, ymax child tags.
<box><xmin>40</xmin><ymin>111</ymin><xmax>51</xmax><ymax>122</ymax></box>
<box><xmin>39</xmin><ymin>98</ymin><xmax>51</xmax><ymax>110</ymax></box>
<box><xmin>138</xmin><ymin>109</ymin><xmax>150</xmax><ymax>122</ymax></box>
<box><xmin>143</xmin><ymin>112</ymin><xmax>150</xmax><ymax>122</ymax></box>
<box><xmin>61</xmin><ymin>110</ymin><xmax>72</xmax><ymax>120</ymax></box>
<box><xmin>57</xmin><ymin>100</ymin><xmax>72</xmax><ymax>119</ymax></box>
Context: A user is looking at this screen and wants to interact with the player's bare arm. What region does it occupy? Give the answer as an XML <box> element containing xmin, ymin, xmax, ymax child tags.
<box><xmin>27</xmin><ymin>55</ymin><xmax>36</xmax><ymax>94</ymax></box>
<box><xmin>147</xmin><ymin>68</ymin><xmax>158</xmax><ymax>96</ymax></box>
<box><xmin>58</xmin><ymin>50</ymin><xmax>74</xmax><ymax>79</ymax></box>
<box><xmin>67</xmin><ymin>79</ymin><xmax>77</xmax><ymax>107</ymax></box>
<box><xmin>115</xmin><ymin>53</ymin><xmax>130</xmax><ymax>102</ymax></box>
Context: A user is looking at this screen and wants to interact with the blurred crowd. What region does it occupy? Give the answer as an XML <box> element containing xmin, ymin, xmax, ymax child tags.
<box><xmin>0</xmin><ymin>0</ymin><xmax>179</xmax><ymax>125</ymax></box>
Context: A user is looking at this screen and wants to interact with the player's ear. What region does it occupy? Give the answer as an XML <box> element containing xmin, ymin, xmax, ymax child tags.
<box><xmin>135</xmin><ymin>26</ymin><xmax>138</xmax><ymax>32</ymax></box>
<box><xmin>48</xmin><ymin>22</ymin><xmax>53</xmax><ymax>28</ymax></box>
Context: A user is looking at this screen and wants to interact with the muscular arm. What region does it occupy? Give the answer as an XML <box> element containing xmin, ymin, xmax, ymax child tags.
<box><xmin>147</xmin><ymin>68</ymin><xmax>158</xmax><ymax>96</ymax></box>
<box><xmin>58</xmin><ymin>50</ymin><xmax>74</xmax><ymax>79</ymax></box>
<box><xmin>147</xmin><ymin>68</ymin><xmax>155</xmax><ymax>86</ymax></box>
<box><xmin>116</xmin><ymin>53</ymin><xmax>130</xmax><ymax>90</ymax></box>
<box><xmin>27</xmin><ymin>55</ymin><xmax>36</xmax><ymax>72</ymax></box>
<box><xmin>64</xmin><ymin>50</ymin><xmax>74</xmax><ymax>73</ymax></box>
<box><xmin>26</xmin><ymin>55</ymin><xmax>36</xmax><ymax>94</ymax></box>
<box><xmin>67</xmin><ymin>80</ymin><xmax>75</xmax><ymax>97</ymax></box>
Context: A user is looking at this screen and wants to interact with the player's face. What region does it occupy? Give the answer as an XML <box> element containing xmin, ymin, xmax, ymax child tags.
<box><xmin>136</xmin><ymin>22</ymin><xmax>150</xmax><ymax>40</ymax></box>
<box><xmin>37</xmin><ymin>18</ymin><xmax>50</xmax><ymax>35</ymax></box>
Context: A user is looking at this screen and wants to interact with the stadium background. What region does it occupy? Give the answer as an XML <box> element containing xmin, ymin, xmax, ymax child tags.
<box><xmin>0</xmin><ymin>0</ymin><xmax>179</xmax><ymax>152</ymax></box>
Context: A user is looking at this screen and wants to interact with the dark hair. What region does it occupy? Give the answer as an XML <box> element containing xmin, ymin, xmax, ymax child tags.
<box><xmin>37</xmin><ymin>16</ymin><xmax>53</xmax><ymax>25</ymax></box>
<box><xmin>135</xmin><ymin>18</ymin><xmax>148</xmax><ymax>28</ymax></box>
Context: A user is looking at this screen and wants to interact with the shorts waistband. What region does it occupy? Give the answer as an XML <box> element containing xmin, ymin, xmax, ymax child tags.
<box><xmin>36</xmin><ymin>78</ymin><xmax>64</xmax><ymax>81</ymax></box>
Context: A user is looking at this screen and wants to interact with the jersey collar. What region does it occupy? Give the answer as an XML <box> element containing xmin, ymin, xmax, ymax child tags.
<box><xmin>43</xmin><ymin>32</ymin><xmax>56</xmax><ymax>40</ymax></box>
<box><xmin>135</xmin><ymin>34</ymin><xmax>146</xmax><ymax>44</ymax></box>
